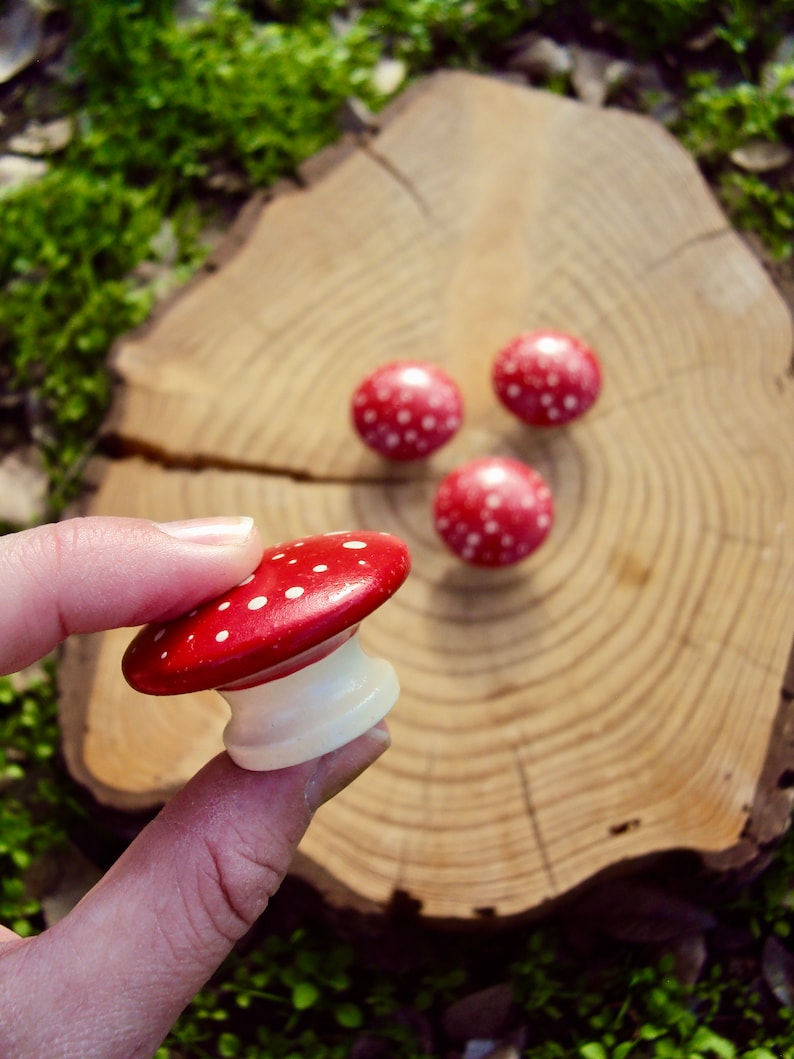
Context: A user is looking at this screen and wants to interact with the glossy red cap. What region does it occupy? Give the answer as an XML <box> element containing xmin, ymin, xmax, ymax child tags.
<box><xmin>492</xmin><ymin>330</ymin><xmax>602</xmax><ymax>427</ymax></box>
<box><xmin>433</xmin><ymin>457</ymin><xmax>554</xmax><ymax>566</ymax></box>
<box><xmin>123</xmin><ymin>531</ymin><xmax>411</xmax><ymax>695</ymax></box>
<box><xmin>351</xmin><ymin>360</ymin><xmax>463</xmax><ymax>460</ymax></box>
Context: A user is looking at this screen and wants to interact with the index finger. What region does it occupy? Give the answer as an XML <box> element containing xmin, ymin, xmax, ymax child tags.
<box><xmin>0</xmin><ymin>516</ymin><xmax>263</xmax><ymax>674</ymax></box>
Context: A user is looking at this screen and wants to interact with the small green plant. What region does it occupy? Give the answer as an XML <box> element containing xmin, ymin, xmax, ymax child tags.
<box><xmin>714</xmin><ymin>0</ymin><xmax>794</xmax><ymax>65</ymax></box>
<box><xmin>356</xmin><ymin>0</ymin><xmax>526</xmax><ymax>68</ymax></box>
<box><xmin>157</xmin><ymin>925</ymin><xmax>433</xmax><ymax>1058</ymax></box>
<box><xmin>680</xmin><ymin>62</ymin><xmax>794</xmax><ymax>162</ymax></box>
<box><xmin>721</xmin><ymin>171</ymin><xmax>794</xmax><ymax>258</ymax></box>
<box><xmin>574</xmin><ymin>962</ymin><xmax>734</xmax><ymax>1059</ymax></box>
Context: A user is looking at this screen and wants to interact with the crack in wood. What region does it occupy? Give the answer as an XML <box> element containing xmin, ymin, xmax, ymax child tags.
<box><xmin>586</xmin><ymin>228</ymin><xmax>734</xmax><ymax>336</ymax></box>
<box><xmin>360</xmin><ymin>141</ymin><xmax>434</xmax><ymax>221</ymax></box>
<box><xmin>644</xmin><ymin>224</ymin><xmax>733</xmax><ymax>275</ymax></box>
<box><xmin>100</xmin><ymin>435</ymin><xmax>434</xmax><ymax>487</ymax></box>
<box><xmin>512</xmin><ymin>748</ymin><xmax>557</xmax><ymax>896</ymax></box>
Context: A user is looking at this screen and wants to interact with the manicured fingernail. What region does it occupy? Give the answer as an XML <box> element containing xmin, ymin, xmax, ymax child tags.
<box><xmin>156</xmin><ymin>516</ymin><xmax>255</xmax><ymax>546</ymax></box>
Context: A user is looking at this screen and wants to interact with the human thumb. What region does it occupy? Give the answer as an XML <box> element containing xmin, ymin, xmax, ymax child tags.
<box><xmin>0</xmin><ymin>728</ymin><xmax>389</xmax><ymax>1059</ymax></box>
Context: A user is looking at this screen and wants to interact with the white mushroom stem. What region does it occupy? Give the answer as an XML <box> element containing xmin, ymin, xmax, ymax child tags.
<box><xmin>220</xmin><ymin>631</ymin><xmax>399</xmax><ymax>771</ymax></box>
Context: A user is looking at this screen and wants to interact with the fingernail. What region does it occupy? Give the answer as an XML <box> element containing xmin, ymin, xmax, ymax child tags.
<box><xmin>156</xmin><ymin>516</ymin><xmax>255</xmax><ymax>547</ymax></box>
<box><xmin>306</xmin><ymin>725</ymin><xmax>391</xmax><ymax>812</ymax></box>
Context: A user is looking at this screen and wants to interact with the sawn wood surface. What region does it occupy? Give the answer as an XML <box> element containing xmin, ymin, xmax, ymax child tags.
<box><xmin>59</xmin><ymin>72</ymin><xmax>794</xmax><ymax>920</ymax></box>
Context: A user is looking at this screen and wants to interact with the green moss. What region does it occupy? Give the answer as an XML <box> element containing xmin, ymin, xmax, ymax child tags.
<box><xmin>69</xmin><ymin>0</ymin><xmax>383</xmax><ymax>193</ymax></box>
<box><xmin>0</xmin><ymin>666</ymin><xmax>86</xmax><ymax>936</ymax></box>
<box><xmin>0</xmin><ymin>170</ymin><xmax>168</xmax><ymax>506</ymax></box>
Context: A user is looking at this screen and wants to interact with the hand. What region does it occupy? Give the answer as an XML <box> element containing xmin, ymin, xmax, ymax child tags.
<box><xmin>0</xmin><ymin>516</ymin><xmax>390</xmax><ymax>1059</ymax></box>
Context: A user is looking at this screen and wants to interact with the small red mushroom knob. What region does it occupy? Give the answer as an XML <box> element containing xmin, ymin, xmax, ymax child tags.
<box><xmin>492</xmin><ymin>330</ymin><xmax>602</xmax><ymax>427</ymax></box>
<box><xmin>433</xmin><ymin>456</ymin><xmax>554</xmax><ymax>567</ymax></box>
<box><xmin>351</xmin><ymin>360</ymin><xmax>464</xmax><ymax>460</ymax></box>
<box><xmin>122</xmin><ymin>531</ymin><xmax>411</xmax><ymax>771</ymax></box>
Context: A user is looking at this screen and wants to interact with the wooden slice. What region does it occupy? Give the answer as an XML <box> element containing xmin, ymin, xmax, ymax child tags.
<box><xmin>59</xmin><ymin>72</ymin><xmax>794</xmax><ymax>919</ymax></box>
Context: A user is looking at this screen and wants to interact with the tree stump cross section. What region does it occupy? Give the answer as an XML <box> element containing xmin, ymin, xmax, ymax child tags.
<box><xmin>59</xmin><ymin>72</ymin><xmax>794</xmax><ymax>920</ymax></box>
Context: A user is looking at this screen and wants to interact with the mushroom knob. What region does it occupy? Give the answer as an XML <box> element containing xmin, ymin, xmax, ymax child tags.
<box><xmin>351</xmin><ymin>360</ymin><xmax>464</xmax><ymax>460</ymax></box>
<box><xmin>492</xmin><ymin>330</ymin><xmax>602</xmax><ymax>427</ymax></box>
<box><xmin>433</xmin><ymin>456</ymin><xmax>554</xmax><ymax>566</ymax></box>
<box><xmin>122</xmin><ymin>530</ymin><xmax>411</xmax><ymax>770</ymax></box>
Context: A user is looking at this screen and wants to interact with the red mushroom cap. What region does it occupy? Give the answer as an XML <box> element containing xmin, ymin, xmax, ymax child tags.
<box><xmin>351</xmin><ymin>360</ymin><xmax>463</xmax><ymax>460</ymax></box>
<box><xmin>122</xmin><ymin>531</ymin><xmax>411</xmax><ymax>695</ymax></box>
<box><xmin>433</xmin><ymin>456</ymin><xmax>554</xmax><ymax>567</ymax></box>
<box><xmin>492</xmin><ymin>330</ymin><xmax>602</xmax><ymax>427</ymax></box>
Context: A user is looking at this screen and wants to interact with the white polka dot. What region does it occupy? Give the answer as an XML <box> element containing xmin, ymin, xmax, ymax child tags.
<box><xmin>160</xmin><ymin>651</ymin><xmax>167</xmax><ymax>660</ymax></box>
<box><xmin>397</xmin><ymin>409</ymin><xmax>412</xmax><ymax>424</ymax></box>
<box><xmin>154</xmin><ymin>628</ymin><xmax>166</xmax><ymax>642</ymax></box>
<box><xmin>501</xmin><ymin>534</ymin><xmax>514</xmax><ymax>547</ymax></box>
<box><xmin>421</xmin><ymin>415</ymin><xmax>437</xmax><ymax>430</ymax></box>
<box><xmin>405</xmin><ymin>429</ymin><xmax>418</xmax><ymax>442</ymax></box>
<box><xmin>485</xmin><ymin>493</ymin><xmax>501</xmax><ymax>509</ymax></box>
<box><xmin>313</xmin><ymin>564</ymin><xmax>328</xmax><ymax>572</ymax></box>
<box><xmin>189</xmin><ymin>609</ymin><xmax>198</xmax><ymax>617</ymax></box>
<box><xmin>363</xmin><ymin>408</ymin><xmax>377</xmax><ymax>423</ymax></box>
<box><xmin>218</xmin><ymin>601</ymin><xmax>230</xmax><ymax>611</ymax></box>
<box><xmin>358</xmin><ymin>560</ymin><xmax>367</xmax><ymax>565</ymax></box>
<box><xmin>238</xmin><ymin>574</ymin><xmax>255</xmax><ymax>586</ymax></box>
<box><xmin>466</xmin><ymin>532</ymin><xmax>481</xmax><ymax>545</ymax></box>
<box><xmin>216</xmin><ymin>630</ymin><xmax>229</xmax><ymax>642</ymax></box>
<box><xmin>547</xmin><ymin>372</ymin><xmax>559</xmax><ymax>385</ymax></box>
<box><xmin>294</xmin><ymin>541</ymin><xmax>305</xmax><ymax>547</ymax></box>
<box><xmin>507</xmin><ymin>383</ymin><xmax>521</xmax><ymax>399</ymax></box>
<box><xmin>385</xmin><ymin>433</ymin><xmax>400</xmax><ymax>448</ymax></box>
<box><xmin>563</xmin><ymin>394</ymin><xmax>579</xmax><ymax>410</ymax></box>
<box><xmin>248</xmin><ymin>596</ymin><xmax>268</xmax><ymax>610</ymax></box>
<box><xmin>272</xmin><ymin>553</ymin><xmax>285</xmax><ymax>560</ymax></box>
<box><xmin>540</xmin><ymin>393</ymin><xmax>553</xmax><ymax>406</ymax></box>
<box><xmin>288</xmin><ymin>559</ymin><xmax>297</xmax><ymax>564</ymax></box>
<box><xmin>538</xmin><ymin>514</ymin><xmax>551</xmax><ymax>529</ymax></box>
<box><xmin>285</xmin><ymin>586</ymin><xmax>304</xmax><ymax>599</ymax></box>
<box><xmin>342</xmin><ymin>541</ymin><xmax>367</xmax><ymax>550</ymax></box>
<box><xmin>484</xmin><ymin>520</ymin><xmax>500</xmax><ymax>534</ymax></box>
<box><xmin>187</xmin><ymin>634</ymin><xmax>194</xmax><ymax>642</ymax></box>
